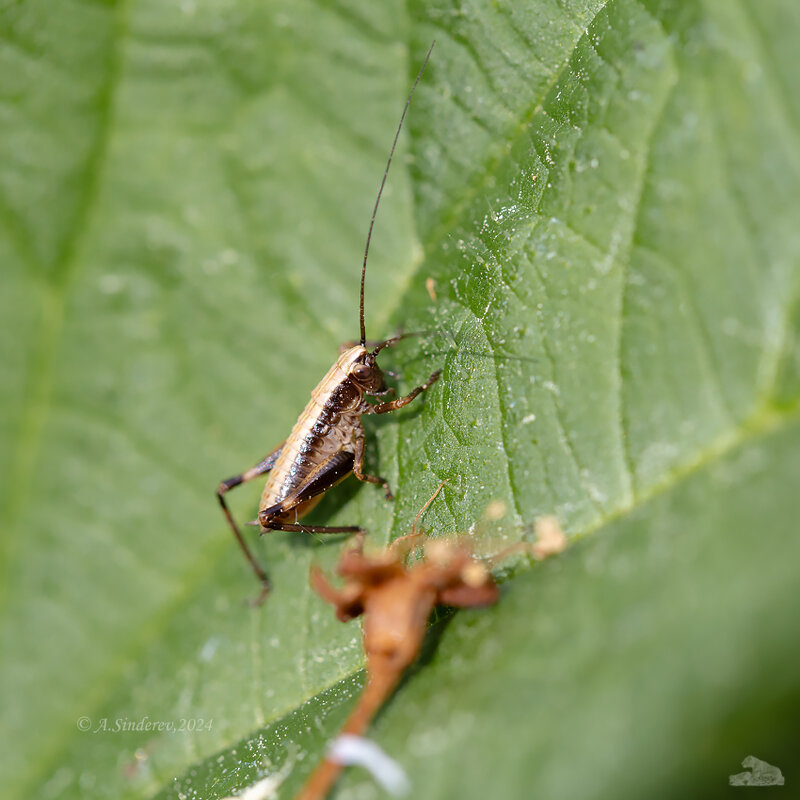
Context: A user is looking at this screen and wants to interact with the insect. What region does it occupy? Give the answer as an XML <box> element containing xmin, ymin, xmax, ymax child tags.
<box><xmin>294</xmin><ymin>483</ymin><xmax>500</xmax><ymax>800</ymax></box>
<box><xmin>217</xmin><ymin>43</ymin><xmax>440</xmax><ymax>603</ymax></box>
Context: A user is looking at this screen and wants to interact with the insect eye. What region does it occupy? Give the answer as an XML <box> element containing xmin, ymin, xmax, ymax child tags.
<box><xmin>353</xmin><ymin>364</ymin><xmax>372</xmax><ymax>380</ymax></box>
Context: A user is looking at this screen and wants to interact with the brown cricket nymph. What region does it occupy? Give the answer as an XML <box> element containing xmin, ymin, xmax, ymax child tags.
<box><xmin>216</xmin><ymin>44</ymin><xmax>439</xmax><ymax>603</ymax></box>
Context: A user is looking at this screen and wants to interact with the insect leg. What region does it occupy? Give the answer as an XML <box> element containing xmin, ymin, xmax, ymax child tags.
<box><xmin>259</xmin><ymin>451</ymin><xmax>364</xmax><ymax>536</ymax></box>
<box><xmin>217</xmin><ymin>442</ymin><xmax>284</xmax><ymax>603</ymax></box>
<box><xmin>367</xmin><ymin>369</ymin><xmax>441</xmax><ymax>414</ymax></box>
<box><xmin>267</xmin><ymin>521</ymin><xmax>364</xmax><ymax>534</ymax></box>
<box><xmin>353</xmin><ymin>427</ymin><xmax>393</xmax><ymax>500</ymax></box>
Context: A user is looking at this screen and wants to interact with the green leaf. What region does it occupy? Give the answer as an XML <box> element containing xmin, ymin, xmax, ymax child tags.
<box><xmin>1</xmin><ymin>1</ymin><xmax>798</xmax><ymax>799</ymax></box>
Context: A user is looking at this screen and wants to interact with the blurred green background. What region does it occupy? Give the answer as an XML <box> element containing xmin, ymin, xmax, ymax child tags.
<box><xmin>1</xmin><ymin>1</ymin><xmax>799</xmax><ymax>798</ymax></box>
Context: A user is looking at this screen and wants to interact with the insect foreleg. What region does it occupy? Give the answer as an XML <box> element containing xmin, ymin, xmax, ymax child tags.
<box><xmin>369</xmin><ymin>386</ymin><xmax>395</xmax><ymax>398</ymax></box>
<box><xmin>216</xmin><ymin>442</ymin><xmax>284</xmax><ymax>604</ymax></box>
<box><xmin>367</xmin><ymin>369</ymin><xmax>441</xmax><ymax>415</ymax></box>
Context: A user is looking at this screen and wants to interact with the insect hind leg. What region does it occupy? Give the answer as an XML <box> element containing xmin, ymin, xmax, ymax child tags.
<box><xmin>257</xmin><ymin>450</ymin><xmax>365</xmax><ymax>539</ymax></box>
<box><xmin>258</xmin><ymin>499</ymin><xmax>365</xmax><ymax>538</ymax></box>
<box><xmin>217</xmin><ymin>489</ymin><xmax>271</xmax><ymax>605</ymax></box>
<box><xmin>262</xmin><ymin>520</ymin><xmax>364</xmax><ymax>536</ymax></box>
<box><xmin>216</xmin><ymin>444</ymin><xmax>283</xmax><ymax>605</ymax></box>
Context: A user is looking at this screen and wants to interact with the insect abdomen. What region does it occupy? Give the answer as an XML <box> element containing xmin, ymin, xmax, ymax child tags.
<box><xmin>260</xmin><ymin>355</ymin><xmax>365</xmax><ymax>512</ymax></box>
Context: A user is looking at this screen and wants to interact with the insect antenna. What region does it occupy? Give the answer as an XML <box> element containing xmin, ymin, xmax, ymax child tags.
<box><xmin>359</xmin><ymin>40</ymin><xmax>435</xmax><ymax>346</ymax></box>
<box><xmin>369</xmin><ymin>329</ymin><xmax>432</xmax><ymax>357</ymax></box>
